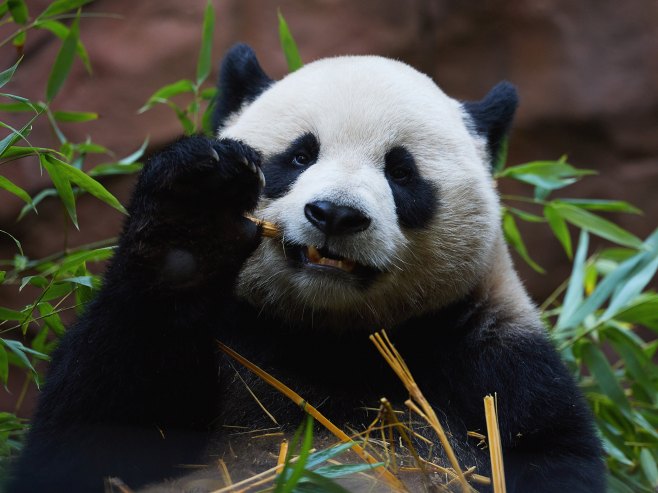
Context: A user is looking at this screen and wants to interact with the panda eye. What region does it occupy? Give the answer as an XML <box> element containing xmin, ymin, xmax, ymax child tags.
<box><xmin>385</xmin><ymin>147</ymin><xmax>416</xmax><ymax>185</ymax></box>
<box><xmin>387</xmin><ymin>164</ymin><xmax>413</xmax><ymax>184</ymax></box>
<box><xmin>292</xmin><ymin>152</ymin><xmax>310</xmax><ymax>167</ymax></box>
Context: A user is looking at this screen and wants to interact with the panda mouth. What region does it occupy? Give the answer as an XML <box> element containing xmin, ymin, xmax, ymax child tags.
<box><xmin>281</xmin><ymin>242</ymin><xmax>380</xmax><ymax>282</ymax></box>
<box><xmin>303</xmin><ymin>245</ymin><xmax>357</xmax><ymax>273</ymax></box>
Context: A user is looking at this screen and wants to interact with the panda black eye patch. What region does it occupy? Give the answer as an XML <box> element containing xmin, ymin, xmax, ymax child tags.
<box><xmin>384</xmin><ymin>146</ymin><xmax>437</xmax><ymax>229</ymax></box>
<box><xmin>263</xmin><ymin>133</ymin><xmax>320</xmax><ymax>199</ymax></box>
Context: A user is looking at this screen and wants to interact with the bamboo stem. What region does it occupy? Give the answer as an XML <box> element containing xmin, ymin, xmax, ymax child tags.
<box><xmin>484</xmin><ymin>395</ymin><xmax>506</xmax><ymax>493</ymax></box>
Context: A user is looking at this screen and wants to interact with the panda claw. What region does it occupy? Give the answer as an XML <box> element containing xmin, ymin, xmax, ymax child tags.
<box><xmin>241</xmin><ymin>156</ymin><xmax>257</xmax><ymax>174</ymax></box>
<box><xmin>210</xmin><ymin>147</ymin><xmax>220</xmax><ymax>162</ymax></box>
<box><xmin>257</xmin><ymin>168</ymin><xmax>266</xmax><ymax>189</ymax></box>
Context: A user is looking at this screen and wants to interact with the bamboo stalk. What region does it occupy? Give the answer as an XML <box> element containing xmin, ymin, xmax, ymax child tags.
<box><xmin>484</xmin><ymin>394</ymin><xmax>506</xmax><ymax>493</ymax></box>
<box><xmin>370</xmin><ymin>331</ymin><xmax>472</xmax><ymax>493</ymax></box>
<box><xmin>244</xmin><ymin>213</ymin><xmax>279</xmax><ymax>238</ymax></box>
<box><xmin>217</xmin><ymin>341</ymin><xmax>406</xmax><ymax>492</ymax></box>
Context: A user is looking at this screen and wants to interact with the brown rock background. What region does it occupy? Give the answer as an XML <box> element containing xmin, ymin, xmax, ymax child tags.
<box><xmin>0</xmin><ymin>0</ymin><xmax>656</xmax><ymax>415</ymax></box>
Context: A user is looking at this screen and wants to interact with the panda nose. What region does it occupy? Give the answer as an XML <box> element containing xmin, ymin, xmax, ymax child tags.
<box><xmin>304</xmin><ymin>201</ymin><xmax>371</xmax><ymax>236</ymax></box>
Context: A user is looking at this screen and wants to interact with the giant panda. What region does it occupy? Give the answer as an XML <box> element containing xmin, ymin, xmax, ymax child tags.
<box><xmin>8</xmin><ymin>44</ymin><xmax>605</xmax><ymax>493</ymax></box>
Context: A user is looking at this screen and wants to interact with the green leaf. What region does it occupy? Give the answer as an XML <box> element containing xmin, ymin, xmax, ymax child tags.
<box><xmin>276</xmin><ymin>416</ymin><xmax>314</xmax><ymax>493</ymax></box>
<box><xmin>581</xmin><ymin>342</ymin><xmax>631</xmax><ymax>413</ymax></box>
<box><xmin>304</xmin><ymin>442</ymin><xmax>357</xmax><ymax>469</ymax></box>
<box><xmin>53</xmin><ymin>110</ymin><xmax>98</xmax><ymax>122</ymax></box>
<box><xmin>12</xmin><ymin>30</ymin><xmax>26</xmax><ymax>49</ymax></box>
<box><xmin>497</xmin><ymin>160</ymin><xmax>594</xmax><ymax>190</ymax></box>
<box><xmin>607</xmin><ymin>473</ymin><xmax>640</xmax><ymax>493</ymax></box>
<box><xmin>551</xmin><ymin>202</ymin><xmax>643</xmax><ymax>249</ymax></box>
<box><xmin>37</xmin><ymin>19</ymin><xmax>92</xmax><ymax>73</ymax></box>
<box><xmin>46</xmin><ymin>12</ymin><xmax>80</xmax><ymax>102</ymax></box>
<box><xmin>0</xmin><ymin>58</ymin><xmax>22</xmax><ymax>90</ymax></box>
<box><xmin>118</xmin><ymin>137</ymin><xmax>149</xmax><ymax>164</ymax></box>
<box><xmin>0</xmin><ymin>176</ymin><xmax>32</xmax><ymax>204</ymax></box>
<box><xmin>0</xmin><ymin>345</ymin><xmax>8</xmax><ymax>386</ymax></box>
<box><xmin>312</xmin><ymin>463</ymin><xmax>384</xmax><ymax>479</ymax></box>
<box><xmin>296</xmin><ymin>470</ymin><xmax>352</xmax><ymax>493</ymax></box>
<box><xmin>558</xmin><ymin>199</ymin><xmax>641</xmax><ymax>214</ymax></box>
<box><xmin>544</xmin><ymin>204</ymin><xmax>572</xmax><ymax>258</ymax></box>
<box><xmin>493</xmin><ymin>136</ymin><xmax>508</xmax><ymax>173</ymax></box>
<box><xmin>508</xmin><ymin>207</ymin><xmax>545</xmax><ymax>223</ymax></box>
<box><xmin>43</xmin><ymin>154</ymin><xmax>127</xmax><ymax>215</ymax></box>
<box><xmin>37</xmin><ymin>0</ymin><xmax>92</xmax><ymax>19</ymax></box>
<box><xmin>139</xmin><ymin>80</ymin><xmax>195</xmax><ymax>113</ymax></box>
<box><xmin>278</xmin><ymin>10</ymin><xmax>303</xmax><ymax>72</ymax></box>
<box><xmin>605</xmin><ymin>327</ymin><xmax>656</xmax><ymax>405</ymax></box>
<box><xmin>1</xmin><ymin>228</ymin><xmax>24</xmax><ymax>256</ymax></box>
<box><xmin>40</xmin><ymin>154</ymin><xmax>77</xmax><ymax>228</ymax></box>
<box><xmin>0</xmin><ymin>112</ymin><xmax>40</xmax><ymax>157</ymax></box>
<box><xmin>196</xmin><ymin>0</ymin><xmax>214</xmax><ymax>85</ymax></box>
<box><xmin>602</xmin><ymin>254</ymin><xmax>658</xmax><ymax>322</ymax></box>
<box><xmin>640</xmin><ymin>449</ymin><xmax>658</xmax><ymax>488</ymax></box>
<box><xmin>1</xmin><ymin>145</ymin><xmax>52</xmax><ymax>159</ymax></box>
<box><xmin>0</xmin><ymin>307</ymin><xmax>24</xmax><ymax>321</ymax></box>
<box><xmin>58</xmin><ymin>275</ymin><xmax>94</xmax><ymax>288</ymax></box>
<box><xmin>0</xmin><ymin>271</ymin><xmax>5</xmax><ymax>283</ymax></box>
<box><xmin>615</xmin><ymin>295</ymin><xmax>658</xmax><ymax>329</ymax></box>
<box><xmin>7</xmin><ymin>0</ymin><xmax>28</xmax><ymax>24</ymax></box>
<box><xmin>89</xmin><ymin>162</ymin><xmax>142</xmax><ymax>177</ymax></box>
<box><xmin>502</xmin><ymin>211</ymin><xmax>545</xmax><ymax>273</ymax></box>
<box><xmin>17</xmin><ymin>188</ymin><xmax>58</xmax><ymax>221</ymax></box>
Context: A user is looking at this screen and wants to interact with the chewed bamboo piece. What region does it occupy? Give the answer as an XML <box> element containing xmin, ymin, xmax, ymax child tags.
<box><xmin>370</xmin><ymin>330</ymin><xmax>472</xmax><ymax>493</ymax></box>
<box><xmin>244</xmin><ymin>213</ymin><xmax>279</xmax><ymax>238</ymax></box>
<box><xmin>484</xmin><ymin>395</ymin><xmax>506</xmax><ymax>493</ymax></box>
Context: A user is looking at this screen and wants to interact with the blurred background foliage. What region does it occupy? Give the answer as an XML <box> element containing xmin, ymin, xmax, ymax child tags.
<box><xmin>0</xmin><ymin>1</ymin><xmax>656</xmax><ymax>491</ymax></box>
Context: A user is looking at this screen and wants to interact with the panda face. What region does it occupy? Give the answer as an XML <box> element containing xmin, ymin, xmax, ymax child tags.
<box><xmin>219</xmin><ymin>53</ymin><xmax>508</xmax><ymax>329</ymax></box>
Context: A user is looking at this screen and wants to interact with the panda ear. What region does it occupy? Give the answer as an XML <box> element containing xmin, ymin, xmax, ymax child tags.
<box><xmin>462</xmin><ymin>81</ymin><xmax>518</xmax><ymax>170</ymax></box>
<box><xmin>212</xmin><ymin>43</ymin><xmax>273</xmax><ymax>133</ymax></box>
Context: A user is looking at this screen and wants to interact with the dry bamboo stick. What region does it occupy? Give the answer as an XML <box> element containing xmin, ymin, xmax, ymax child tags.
<box><xmin>217</xmin><ymin>340</ymin><xmax>406</xmax><ymax>492</ymax></box>
<box><xmin>484</xmin><ymin>394</ymin><xmax>506</xmax><ymax>493</ymax></box>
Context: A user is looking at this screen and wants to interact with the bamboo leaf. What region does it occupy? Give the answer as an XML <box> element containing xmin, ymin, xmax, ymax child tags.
<box><xmin>37</xmin><ymin>0</ymin><xmax>92</xmax><ymax>19</ymax></box>
<box><xmin>0</xmin><ymin>176</ymin><xmax>32</xmax><ymax>204</ymax></box>
<box><xmin>296</xmin><ymin>470</ymin><xmax>352</xmax><ymax>493</ymax></box>
<box><xmin>581</xmin><ymin>343</ymin><xmax>631</xmax><ymax>413</ymax></box>
<box><xmin>278</xmin><ymin>10</ymin><xmax>302</xmax><ymax>72</ymax></box>
<box><xmin>0</xmin><ymin>58</ymin><xmax>22</xmax><ymax>89</ymax></box>
<box><xmin>139</xmin><ymin>80</ymin><xmax>195</xmax><ymax>113</ymax></box>
<box><xmin>46</xmin><ymin>11</ymin><xmax>80</xmax><ymax>101</ymax></box>
<box><xmin>0</xmin><ymin>345</ymin><xmax>8</xmax><ymax>386</ymax></box>
<box><xmin>304</xmin><ymin>442</ymin><xmax>357</xmax><ymax>469</ymax></box>
<box><xmin>53</xmin><ymin>110</ymin><xmax>98</xmax><ymax>122</ymax></box>
<box><xmin>8</xmin><ymin>0</ymin><xmax>28</xmax><ymax>24</ymax></box>
<box><xmin>545</xmin><ymin>204</ymin><xmax>572</xmax><ymax>258</ymax></box>
<box><xmin>555</xmin><ymin>230</ymin><xmax>587</xmax><ymax>331</ymax></box>
<box><xmin>42</xmin><ymin>154</ymin><xmax>127</xmax><ymax>215</ymax></box>
<box><xmin>502</xmin><ymin>211</ymin><xmax>545</xmax><ymax>273</ymax></box>
<box><xmin>118</xmin><ymin>137</ymin><xmax>149</xmax><ymax>164</ymax></box>
<box><xmin>312</xmin><ymin>463</ymin><xmax>384</xmax><ymax>479</ymax></box>
<box><xmin>196</xmin><ymin>0</ymin><xmax>214</xmax><ymax>85</ymax></box>
<box><xmin>602</xmin><ymin>253</ymin><xmax>658</xmax><ymax>322</ymax></box>
<box><xmin>552</xmin><ymin>202</ymin><xmax>643</xmax><ymax>249</ymax></box>
<box><xmin>40</xmin><ymin>154</ymin><xmax>78</xmax><ymax>228</ymax></box>
<box><xmin>558</xmin><ymin>199</ymin><xmax>642</xmax><ymax>214</ymax></box>
<box><xmin>0</xmin><ymin>307</ymin><xmax>24</xmax><ymax>321</ymax></box>
<box><xmin>640</xmin><ymin>449</ymin><xmax>658</xmax><ymax>488</ymax></box>
<box><xmin>37</xmin><ymin>19</ymin><xmax>92</xmax><ymax>73</ymax></box>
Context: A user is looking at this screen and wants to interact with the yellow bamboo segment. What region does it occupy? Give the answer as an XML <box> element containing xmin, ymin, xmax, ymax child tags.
<box><xmin>217</xmin><ymin>341</ymin><xmax>406</xmax><ymax>492</ymax></box>
<box><xmin>484</xmin><ymin>395</ymin><xmax>506</xmax><ymax>493</ymax></box>
<box><xmin>276</xmin><ymin>440</ymin><xmax>289</xmax><ymax>474</ymax></box>
<box><xmin>243</xmin><ymin>213</ymin><xmax>279</xmax><ymax>238</ymax></box>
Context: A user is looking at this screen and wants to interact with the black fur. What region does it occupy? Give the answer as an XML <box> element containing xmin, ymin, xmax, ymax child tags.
<box><xmin>385</xmin><ymin>146</ymin><xmax>437</xmax><ymax>228</ymax></box>
<box><xmin>212</xmin><ymin>43</ymin><xmax>273</xmax><ymax>132</ymax></box>
<box><xmin>463</xmin><ymin>82</ymin><xmax>518</xmax><ymax>168</ymax></box>
<box><xmin>263</xmin><ymin>132</ymin><xmax>320</xmax><ymax>199</ymax></box>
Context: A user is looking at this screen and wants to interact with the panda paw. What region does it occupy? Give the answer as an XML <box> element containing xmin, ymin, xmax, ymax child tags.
<box><xmin>139</xmin><ymin>135</ymin><xmax>264</xmax><ymax>214</ymax></box>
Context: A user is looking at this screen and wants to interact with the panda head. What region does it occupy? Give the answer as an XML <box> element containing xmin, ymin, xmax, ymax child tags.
<box><xmin>216</xmin><ymin>44</ymin><xmax>518</xmax><ymax>330</ymax></box>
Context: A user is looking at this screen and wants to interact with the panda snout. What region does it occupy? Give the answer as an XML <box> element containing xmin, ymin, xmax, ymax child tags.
<box><xmin>304</xmin><ymin>200</ymin><xmax>371</xmax><ymax>236</ymax></box>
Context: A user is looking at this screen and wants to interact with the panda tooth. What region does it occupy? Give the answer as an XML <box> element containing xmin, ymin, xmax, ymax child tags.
<box><xmin>307</xmin><ymin>245</ymin><xmax>322</xmax><ymax>263</ymax></box>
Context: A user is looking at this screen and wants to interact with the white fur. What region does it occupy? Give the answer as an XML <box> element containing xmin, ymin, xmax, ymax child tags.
<box><xmin>219</xmin><ymin>56</ymin><xmax>501</xmax><ymax>329</ymax></box>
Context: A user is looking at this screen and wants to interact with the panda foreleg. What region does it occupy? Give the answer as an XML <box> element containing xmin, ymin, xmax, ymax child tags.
<box><xmin>8</xmin><ymin>136</ymin><xmax>265</xmax><ymax>492</ymax></box>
